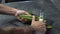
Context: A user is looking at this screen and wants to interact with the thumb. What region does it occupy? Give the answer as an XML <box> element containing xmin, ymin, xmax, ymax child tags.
<box><xmin>32</xmin><ymin>15</ymin><xmax>35</xmax><ymax>22</ymax></box>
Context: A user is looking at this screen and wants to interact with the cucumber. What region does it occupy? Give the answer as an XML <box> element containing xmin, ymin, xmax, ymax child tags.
<box><xmin>19</xmin><ymin>14</ymin><xmax>39</xmax><ymax>21</ymax></box>
<box><xmin>19</xmin><ymin>15</ymin><xmax>53</xmax><ymax>29</ymax></box>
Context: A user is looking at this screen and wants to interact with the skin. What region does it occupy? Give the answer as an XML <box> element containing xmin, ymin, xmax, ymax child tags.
<box><xmin>0</xmin><ymin>4</ymin><xmax>29</xmax><ymax>16</ymax></box>
<box><xmin>0</xmin><ymin>4</ymin><xmax>46</xmax><ymax>34</ymax></box>
<box><xmin>31</xmin><ymin>16</ymin><xmax>46</xmax><ymax>34</ymax></box>
<box><xmin>0</xmin><ymin>4</ymin><xmax>30</xmax><ymax>21</ymax></box>
<box><xmin>0</xmin><ymin>16</ymin><xmax>46</xmax><ymax>34</ymax></box>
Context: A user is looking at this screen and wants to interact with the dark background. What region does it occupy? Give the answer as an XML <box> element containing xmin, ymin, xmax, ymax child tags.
<box><xmin>0</xmin><ymin>0</ymin><xmax>27</xmax><ymax>3</ymax></box>
<box><xmin>6</xmin><ymin>0</ymin><xmax>28</xmax><ymax>3</ymax></box>
<box><xmin>5</xmin><ymin>0</ymin><xmax>27</xmax><ymax>3</ymax></box>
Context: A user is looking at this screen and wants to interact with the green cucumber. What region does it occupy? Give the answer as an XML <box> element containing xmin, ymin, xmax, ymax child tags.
<box><xmin>19</xmin><ymin>15</ymin><xmax>53</xmax><ymax>29</ymax></box>
<box><xmin>19</xmin><ymin>14</ymin><xmax>39</xmax><ymax>21</ymax></box>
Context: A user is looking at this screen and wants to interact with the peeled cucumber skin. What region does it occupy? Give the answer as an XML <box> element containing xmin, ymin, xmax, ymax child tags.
<box><xmin>19</xmin><ymin>15</ymin><xmax>53</xmax><ymax>29</ymax></box>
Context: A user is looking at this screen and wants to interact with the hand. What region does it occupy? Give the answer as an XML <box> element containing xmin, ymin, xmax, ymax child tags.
<box><xmin>15</xmin><ymin>10</ymin><xmax>30</xmax><ymax>16</ymax></box>
<box><xmin>15</xmin><ymin>10</ymin><xmax>30</xmax><ymax>22</ymax></box>
<box><xmin>31</xmin><ymin>16</ymin><xmax>46</xmax><ymax>32</ymax></box>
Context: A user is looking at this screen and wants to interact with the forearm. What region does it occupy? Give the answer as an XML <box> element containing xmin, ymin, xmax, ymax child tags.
<box><xmin>0</xmin><ymin>4</ymin><xmax>17</xmax><ymax>16</ymax></box>
<box><xmin>0</xmin><ymin>26</ymin><xmax>45</xmax><ymax>34</ymax></box>
<box><xmin>0</xmin><ymin>26</ymin><xmax>35</xmax><ymax>34</ymax></box>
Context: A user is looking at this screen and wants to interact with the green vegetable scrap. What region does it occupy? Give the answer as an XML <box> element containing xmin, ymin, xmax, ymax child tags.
<box><xmin>47</xmin><ymin>25</ymin><xmax>53</xmax><ymax>28</ymax></box>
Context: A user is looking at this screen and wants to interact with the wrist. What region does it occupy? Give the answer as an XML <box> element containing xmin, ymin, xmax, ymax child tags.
<box><xmin>14</xmin><ymin>10</ymin><xmax>20</xmax><ymax>16</ymax></box>
<box><xmin>11</xmin><ymin>9</ymin><xmax>18</xmax><ymax>16</ymax></box>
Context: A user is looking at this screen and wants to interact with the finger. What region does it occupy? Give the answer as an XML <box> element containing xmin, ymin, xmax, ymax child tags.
<box><xmin>39</xmin><ymin>25</ymin><xmax>46</xmax><ymax>31</ymax></box>
<box><xmin>39</xmin><ymin>22</ymin><xmax>46</xmax><ymax>26</ymax></box>
<box><xmin>32</xmin><ymin>16</ymin><xmax>35</xmax><ymax>22</ymax></box>
<box><xmin>25</xmin><ymin>12</ymin><xmax>30</xmax><ymax>15</ymax></box>
<box><xmin>24</xmin><ymin>12</ymin><xmax>31</xmax><ymax>16</ymax></box>
<box><xmin>20</xmin><ymin>10</ymin><xmax>30</xmax><ymax>15</ymax></box>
